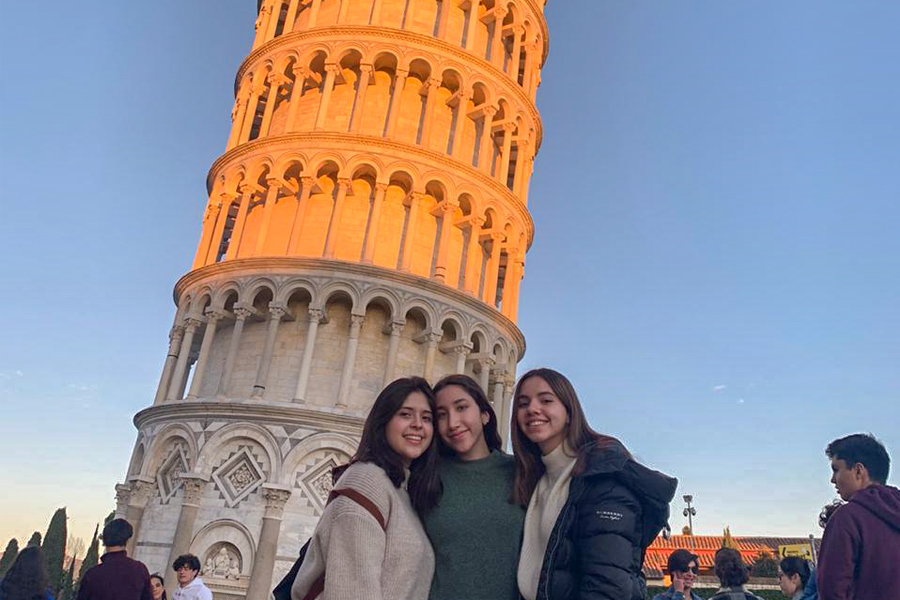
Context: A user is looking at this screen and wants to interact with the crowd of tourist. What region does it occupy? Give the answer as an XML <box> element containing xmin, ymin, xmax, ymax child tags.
<box><xmin>0</xmin><ymin>369</ymin><xmax>897</xmax><ymax>600</ymax></box>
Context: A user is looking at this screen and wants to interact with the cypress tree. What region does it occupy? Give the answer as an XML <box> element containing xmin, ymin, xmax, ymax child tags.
<box><xmin>78</xmin><ymin>525</ymin><xmax>99</xmax><ymax>581</ymax></box>
<box><xmin>0</xmin><ymin>538</ymin><xmax>19</xmax><ymax>577</ymax></box>
<box><xmin>27</xmin><ymin>531</ymin><xmax>42</xmax><ymax>547</ymax></box>
<box><xmin>103</xmin><ymin>511</ymin><xmax>115</xmax><ymax>527</ymax></box>
<box><xmin>59</xmin><ymin>555</ymin><xmax>76</xmax><ymax>600</ymax></box>
<box><xmin>42</xmin><ymin>507</ymin><xmax>68</xmax><ymax>593</ymax></box>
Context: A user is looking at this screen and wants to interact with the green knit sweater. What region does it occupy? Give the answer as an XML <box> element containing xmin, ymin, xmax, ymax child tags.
<box><xmin>423</xmin><ymin>450</ymin><xmax>525</xmax><ymax>600</ymax></box>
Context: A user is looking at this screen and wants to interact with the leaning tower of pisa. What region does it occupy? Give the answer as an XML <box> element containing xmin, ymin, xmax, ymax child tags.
<box><xmin>115</xmin><ymin>1</ymin><xmax>548</xmax><ymax>597</ymax></box>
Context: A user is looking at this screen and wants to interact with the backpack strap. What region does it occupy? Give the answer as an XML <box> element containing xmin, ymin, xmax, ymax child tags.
<box><xmin>300</xmin><ymin>487</ymin><xmax>387</xmax><ymax>600</ymax></box>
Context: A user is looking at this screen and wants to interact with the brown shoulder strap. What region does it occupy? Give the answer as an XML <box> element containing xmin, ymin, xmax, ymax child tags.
<box><xmin>328</xmin><ymin>487</ymin><xmax>387</xmax><ymax>531</ymax></box>
<box><xmin>301</xmin><ymin>487</ymin><xmax>387</xmax><ymax>600</ymax></box>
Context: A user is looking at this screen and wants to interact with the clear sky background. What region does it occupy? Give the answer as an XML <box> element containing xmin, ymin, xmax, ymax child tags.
<box><xmin>1</xmin><ymin>0</ymin><xmax>898</xmax><ymax>548</ymax></box>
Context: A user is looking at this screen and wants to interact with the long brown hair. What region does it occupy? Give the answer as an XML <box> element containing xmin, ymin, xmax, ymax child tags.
<box><xmin>433</xmin><ymin>374</ymin><xmax>502</xmax><ymax>455</ymax></box>
<box><xmin>351</xmin><ymin>376</ymin><xmax>442</xmax><ymax>514</ymax></box>
<box><xmin>510</xmin><ymin>368</ymin><xmax>628</xmax><ymax>506</ymax></box>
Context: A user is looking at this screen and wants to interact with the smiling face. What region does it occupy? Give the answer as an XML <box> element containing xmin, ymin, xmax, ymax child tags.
<box><xmin>436</xmin><ymin>384</ymin><xmax>490</xmax><ymax>461</ymax></box>
<box><xmin>830</xmin><ymin>457</ymin><xmax>867</xmax><ymax>501</ymax></box>
<box><xmin>515</xmin><ymin>375</ymin><xmax>569</xmax><ymax>454</ymax></box>
<box><xmin>674</xmin><ymin>560</ymin><xmax>698</xmax><ymax>590</ymax></box>
<box><xmin>385</xmin><ymin>391</ymin><xmax>434</xmax><ymax>467</ymax></box>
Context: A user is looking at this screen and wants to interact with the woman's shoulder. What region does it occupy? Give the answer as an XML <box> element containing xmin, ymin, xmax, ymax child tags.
<box><xmin>332</xmin><ymin>462</ymin><xmax>399</xmax><ymax>509</ymax></box>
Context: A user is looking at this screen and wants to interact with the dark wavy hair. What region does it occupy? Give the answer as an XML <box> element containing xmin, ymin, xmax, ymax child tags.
<box><xmin>714</xmin><ymin>548</ymin><xmax>750</xmax><ymax>587</ymax></box>
<box><xmin>780</xmin><ymin>557</ymin><xmax>812</xmax><ymax>588</ymax></box>
<box><xmin>0</xmin><ymin>546</ymin><xmax>48</xmax><ymax>600</ymax></box>
<box><xmin>351</xmin><ymin>376</ymin><xmax>441</xmax><ymax>514</ymax></box>
<box><xmin>510</xmin><ymin>368</ymin><xmax>628</xmax><ymax>506</ymax></box>
<box><xmin>826</xmin><ymin>433</ymin><xmax>890</xmax><ymax>484</ymax></box>
<box><xmin>819</xmin><ymin>499</ymin><xmax>844</xmax><ymax>529</ymax></box>
<box><xmin>433</xmin><ymin>374</ymin><xmax>502</xmax><ymax>456</ymax></box>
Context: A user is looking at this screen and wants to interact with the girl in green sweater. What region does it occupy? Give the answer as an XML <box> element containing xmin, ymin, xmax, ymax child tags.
<box><xmin>423</xmin><ymin>374</ymin><xmax>525</xmax><ymax>600</ymax></box>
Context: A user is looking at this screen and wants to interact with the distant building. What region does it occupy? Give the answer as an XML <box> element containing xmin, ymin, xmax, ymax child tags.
<box><xmin>645</xmin><ymin>535</ymin><xmax>821</xmax><ymax>580</ymax></box>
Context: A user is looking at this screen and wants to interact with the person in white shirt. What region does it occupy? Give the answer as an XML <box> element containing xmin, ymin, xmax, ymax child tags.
<box><xmin>171</xmin><ymin>554</ymin><xmax>212</xmax><ymax>600</ymax></box>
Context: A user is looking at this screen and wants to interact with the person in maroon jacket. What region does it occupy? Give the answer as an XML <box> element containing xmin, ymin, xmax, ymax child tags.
<box><xmin>76</xmin><ymin>519</ymin><xmax>153</xmax><ymax>600</ymax></box>
<box><xmin>817</xmin><ymin>433</ymin><xmax>900</xmax><ymax>600</ymax></box>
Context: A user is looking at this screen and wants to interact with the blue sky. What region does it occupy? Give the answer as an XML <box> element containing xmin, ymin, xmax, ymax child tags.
<box><xmin>1</xmin><ymin>1</ymin><xmax>898</xmax><ymax>546</ymax></box>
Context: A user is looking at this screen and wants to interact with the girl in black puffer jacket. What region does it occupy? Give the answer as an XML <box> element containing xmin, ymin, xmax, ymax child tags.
<box><xmin>511</xmin><ymin>368</ymin><xmax>678</xmax><ymax>600</ymax></box>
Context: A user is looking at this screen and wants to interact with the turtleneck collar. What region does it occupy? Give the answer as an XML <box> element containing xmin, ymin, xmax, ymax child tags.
<box><xmin>541</xmin><ymin>441</ymin><xmax>577</xmax><ymax>480</ymax></box>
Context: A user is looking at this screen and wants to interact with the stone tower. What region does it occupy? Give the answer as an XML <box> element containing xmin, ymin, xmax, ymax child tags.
<box><xmin>115</xmin><ymin>1</ymin><xmax>548</xmax><ymax>598</ymax></box>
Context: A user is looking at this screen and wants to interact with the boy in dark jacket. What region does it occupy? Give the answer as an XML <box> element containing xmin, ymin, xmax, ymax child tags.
<box><xmin>817</xmin><ymin>433</ymin><xmax>900</xmax><ymax>600</ymax></box>
<box><xmin>76</xmin><ymin>519</ymin><xmax>153</xmax><ymax>600</ymax></box>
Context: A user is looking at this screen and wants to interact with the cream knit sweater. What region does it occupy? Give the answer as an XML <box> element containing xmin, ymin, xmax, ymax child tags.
<box><xmin>291</xmin><ymin>461</ymin><xmax>435</xmax><ymax>600</ymax></box>
<box><xmin>517</xmin><ymin>442</ymin><xmax>578</xmax><ymax>600</ymax></box>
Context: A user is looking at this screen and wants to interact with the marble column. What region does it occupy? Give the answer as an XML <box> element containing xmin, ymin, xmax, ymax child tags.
<box><xmin>259</xmin><ymin>74</ymin><xmax>288</xmax><ymax>137</ymax></box>
<box><xmin>323</xmin><ymin>178</ymin><xmax>351</xmax><ymax>259</ymax></box>
<box><xmin>265</xmin><ymin>0</ymin><xmax>283</xmax><ymax>40</ymax></box>
<box><xmin>350</xmin><ymin>65</ymin><xmax>373</xmax><ymax>133</ymax></box>
<box><xmin>293</xmin><ymin>308</ymin><xmax>324</xmax><ymax>402</ymax></box>
<box><xmin>398</xmin><ymin>193</ymin><xmax>423</xmax><ymax>272</ymax></box>
<box><xmin>227</xmin><ymin>84</ymin><xmax>251</xmax><ymax>149</ymax></box>
<box><xmin>206</xmin><ymin>191</ymin><xmax>239</xmax><ymax>264</ymax></box>
<box><xmin>165</xmin><ymin>475</ymin><xmax>207</xmax><ymax>598</ymax></box>
<box><xmin>361</xmin><ymin>182</ymin><xmax>388</xmax><ymax>263</ymax></box>
<box><xmin>432</xmin><ymin>200</ymin><xmax>458</xmax><ymax>282</ymax></box>
<box><xmin>186</xmin><ymin>310</ymin><xmax>226</xmax><ymax>399</ymax></box>
<box><xmin>256</xmin><ymin>178</ymin><xmax>296</xmax><ymax>256</ymax></box>
<box><xmin>252</xmin><ymin>304</ymin><xmax>287</xmax><ymax>398</ymax></box>
<box><xmin>239</xmin><ymin>75</ymin><xmax>268</xmax><ymax>144</ymax></box>
<box><xmin>252</xmin><ymin>2</ymin><xmax>272</xmax><ymax>49</ymax></box>
<box><xmin>370</xmin><ymin>0</ymin><xmax>383</xmax><ymax>25</ymax></box>
<box><xmin>217</xmin><ymin>306</ymin><xmax>253</xmax><ymax>398</ymax></box>
<box><xmin>382</xmin><ymin>321</ymin><xmax>404</xmax><ymax>386</ymax></box>
<box><xmin>336</xmin><ymin>314</ymin><xmax>364</xmax><ymax>407</ymax></box>
<box><xmin>419</xmin><ymin>77</ymin><xmax>441</xmax><ymax>148</ymax></box>
<box><xmin>386</xmin><ymin>69</ymin><xmax>409</xmax><ymax>139</ymax></box>
<box><xmin>451</xmin><ymin>88</ymin><xmax>471</xmax><ymax>160</ymax></box>
<box><xmin>454</xmin><ymin>345</ymin><xmax>470</xmax><ymax>374</ymax></box>
<box><xmin>246</xmin><ymin>485</ymin><xmax>292</xmax><ymax>600</ymax></box>
<box><xmin>498</xmin><ymin>121</ymin><xmax>516</xmax><ymax>184</ymax></box>
<box><xmin>477</xmin><ymin>106</ymin><xmax>497</xmax><ymax>172</ymax></box>
<box><xmin>464</xmin><ymin>216</ymin><xmax>485</xmax><ymax>295</ymax></box>
<box><xmin>192</xmin><ymin>200</ymin><xmax>221</xmax><ymax>269</ymax></box>
<box><xmin>122</xmin><ymin>477</ymin><xmax>154</xmax><ymax>558</ymax></box>
<box><xmin>284</xmin><ymin>0</ymin><xmax>301</xmax><ymax>34</ymax></box>
<box><xmin>422</xmin><ymin>332</ymin><xmax>442</xmax><ymax>382</ymax></box>
<box><xmin>167</xmin><ymin>318</ymin><xmax>200</xmax><ymax>401</ymax></box>
<box><xmin>490</xmin><ymin>11</ymin><xmax>508</xmax><ymax>68</ymax></box>
<box><xmin>510</xmin><ymin>25</ymin><xmax>524</xmax><ymax>79</ymax></box>
<box><xmin>284</xmin><ymin>65</ymin><xmax>309</xmax><ymax>132</ymax></box>
<box><xmin>287</xmin><ymin>176</ymin><xmax>317</xmax><ymax>254</ymax></box>
<box><xmin>308</xmin><ymin>0</ymin><xmax>322</xmax><ymax>27</ymax></box>
<box><xmin>154</xmin><ymin>325</ymin><xmax>185</xmax><ymax>405</ymax></box>
<box><xmin>464</xmin><ymin>0</ymin><xmax>481</xmax><ymax>51</ymax></box>
<box><xmin>482</xmin><ymin>232</ymin><xmax>504</xmax><ymax>306</ymax></box>
<box><xmin>478</xmin><ymin>357</ymin><xmax>494</xmax><ymax>395</ymax></box>
<box><xmin>225</xmin><ymin>182</ymin><xmax>262</xmax><ymax>260</ymax></box>
<box><xmin>314</xmin><ymin>64</ymin><xmax>340</xmax><ymax>131</ymax></box>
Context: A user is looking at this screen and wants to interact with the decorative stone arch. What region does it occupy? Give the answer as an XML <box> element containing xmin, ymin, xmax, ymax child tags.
<box><xmin>437</xmin><ymin>311</ymin><xmax>466</xmax><ymax>342</ymax></box>
<box><xmin>482</xmin><ymin>205</ymin><xmax>500</xmax><ymax>228</ymax></box>
<box><xmin>439</xmin><ymin>64</ymin><xmax>468</xmax><ymax>91</ymax></box>
<box><xmin>175</xmin><ymin>294</ymin><xmax>194</xmax><ymax>323</ymax></box>
<box><xmin>469</xmin><ymin>325</ymin><xmax>490</xmax><ymax>354</ymax></box>
<box><xmin>470</xmin><ymin>80</ymin><xmax>494</xmax><ymax>106</ymax></box>
<box><xmin>140</xmin><ymin>423</ymin><xmax>199</xmax><ymax>480</ymax></box>
<box><xmin>308</xmin><ymin>153</ymin><xmax>345</xmax><ymax>176</ymax></box>
<box><xmin>128</xmin><ymin>439</ymin><xmax>147</xmax><ymax>477</ymax></box>
<box><xmin>401</xmin><ymin>299</ymin><xmax>437</xmax><ymax>332</ymax></box>
<box><xmin>318</xmin><ymin>281</ymin><xmax>361</xmax><ymax>313</ymax></box>
<box><xmin>420</xmin><ymin>172</ymin><xmax>454</xmax><ymax>200</ymax></box>
<box><xmin>401</xmin><ymin>52</ymin><xmax>438</xmax><ymax>76</ymax></box>
<box><xmin>211</xmin><ymin>282</ymin><xmax>241</xmax><ymax>310</ymax></box>
<box><xmin>240</xmin><ymin>277</ymin><xmax>279</xmax><ymax>307</ymax></box>
<box><xmin>276</xmin><ymin>277</ymin><xmax>318</xmax><ymax>306</ymax></box>
<box><xmin>190</xmin><ymin>519</ymin><xmax>256</xmax><ymax>579</ymax></box>
<box><xmin>279</xmin><ymin>431</ymin><xmax>359</xmax><ymax>487</ymax></box>
<box><xmin>369</xmin><ymin>48</ymin><xmax>402</xmax><ymax>70</ymax></box>
<box><xmin>194</xmin><ymin>422</ymin><xmax>282</xmax><ymax>482</ymax></box>
<box><xmin>383</xmin><ymin>162</ymin><xmax>420</xmax><ymax>190</ymax></box>
<box><xmin>273</xmin><ymin>153</ymin><xmax>308</xmax><ymax>179</ymax></box>
<box><xmin>191</xmin><ymin>289</ymin><xmax>214</xmax><ymax>315</ymax></box>
<box><xmin>492</xmin><ymin>337</ymin><xmax>511</xmax><ymax>364</ymax></box>
<box><xmin>346</xmin><ymin>155</ymin><xmax>385</xmax><ymax>180</ymax></box>
<box><xmin>332</xmin><ymin>43</ymin><xmax>367</xmax><ymax>65</ymax></box>
<box><xmin>422</xmin><ymin>177</ymin><xmax>450</xmax><ymax>203</ymax></box>
<box><xmin>359</xmin><ymin>288</ymin><xmax>402</xmax><ymax>322</ymax></box>
<box><xmin>246</xmin><ymin>158</ymin><xmax>274</xmax><ymax>184</ymax></box>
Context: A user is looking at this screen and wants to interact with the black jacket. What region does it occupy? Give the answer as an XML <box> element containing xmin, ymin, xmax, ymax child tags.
<box><xmin>534</xmin><ymin>442</ymin><xmax>677</xmax><ymax>600</ymax></box>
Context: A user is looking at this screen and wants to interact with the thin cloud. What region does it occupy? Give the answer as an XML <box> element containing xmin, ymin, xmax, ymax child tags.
<box><xmin>713</xmin><ymin>385</ymin><xmax>727</xmax><ymax>392</ymax></box>
<box><xmin>737</xmin><ymin>398</ymin><xmax>745</xmax><ymax>404</ymax></box>
<box><xmin>68</xmin><ymin>384</ymin><xmax>99</xmax><ymax>392</ymax></box>
<box><xmin>14</xmin><ymin>370</ymin><xmax>23</xmax><ymax>377</ymax></box>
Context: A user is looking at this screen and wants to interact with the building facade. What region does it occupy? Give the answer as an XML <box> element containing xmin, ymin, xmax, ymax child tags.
<box><xmin>115</xmin><ymin>1</ymin><xmax>548</xmax><ymax>598</ymax></box>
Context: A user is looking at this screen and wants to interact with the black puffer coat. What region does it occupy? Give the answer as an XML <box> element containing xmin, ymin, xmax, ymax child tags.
<box><xmin>534</xmin><ymin>442</ymin><xmax>677</xmax><ymax>600</ymax></box>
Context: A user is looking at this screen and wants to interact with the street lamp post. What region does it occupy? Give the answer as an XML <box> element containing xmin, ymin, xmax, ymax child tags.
<box><xmin>683</xmin><ymin>494</ymin><xmax>697</xmax><ymax>549</ymax></box>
